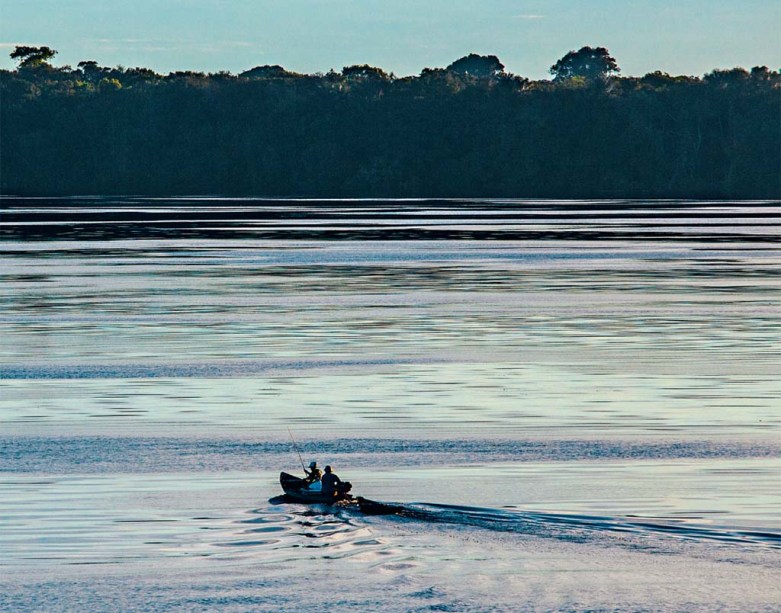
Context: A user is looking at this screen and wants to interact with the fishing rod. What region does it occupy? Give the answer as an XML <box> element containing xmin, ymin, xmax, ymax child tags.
<box><xmin>287</xmin><ymin>428</ymin><xmax>307</xmax><ymax>474</ymax></box>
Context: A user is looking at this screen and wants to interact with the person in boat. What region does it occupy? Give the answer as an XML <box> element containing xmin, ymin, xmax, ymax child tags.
<box><xmin>320</xmin><ymin>465</ymin><xmax>343</xmax><ymax>499</ymax></box>
<box><xmin>304</xmin><ymin>461</ymin><xmax>322</xmax><ymax>484</ymax></box>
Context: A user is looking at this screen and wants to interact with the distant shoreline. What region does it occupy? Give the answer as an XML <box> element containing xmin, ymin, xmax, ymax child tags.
<box><xmin>3</xmin><ymin>47</ymin><xmax>779</xmax><ymax>200</ymax></box>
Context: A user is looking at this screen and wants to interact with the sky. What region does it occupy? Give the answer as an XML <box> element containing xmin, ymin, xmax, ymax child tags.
<box><xmin>1</xmin><ymin>0</ymin><xmax>779</xmax><ymax>79</ymax></box>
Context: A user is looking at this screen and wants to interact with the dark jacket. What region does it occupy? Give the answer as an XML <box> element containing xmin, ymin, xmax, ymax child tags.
<box><xmin>321</xmin><ymin>472</ymin><xmax>341</xmax><ymax>496</ymax></box>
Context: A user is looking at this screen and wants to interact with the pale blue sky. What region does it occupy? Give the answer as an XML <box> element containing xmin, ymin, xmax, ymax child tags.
<box><xmin>1</xmin><ymin>0</ymin><xmax>778</xmax><ymax>78</ymax></box>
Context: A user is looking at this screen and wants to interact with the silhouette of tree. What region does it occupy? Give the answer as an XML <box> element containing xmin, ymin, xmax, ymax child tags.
<box><xmin>1</xmin><ymin>44</ymin><xmax>778</xmax><ymax>199</ymax></box>
<box><xmin>446</xmin><ymin>54</ymin><xmax>505</xmax><ymax>78</ymax></box>
<box><xmin>10</xmin><ymin>45</ymin><xmax>57</xmax><ymax>69</ymax></box>
<box><xmin>550</xmin><ymin>46</ymin><xmax>619</xmax><ymax>81</ymax></box>
<box><xmin>240</xmin><ymin>65</ymin><xmax>292</xmax><ymax>79</ymax></box>
<box><xmin>750</xmin><ymin>66</ymin><xmax>773</xmax><ymax>82</ymax></box>
<box><xmin>341</xmin><ymin>65</ymin><xmax>392</xmax><ymax>81</ymax></box>
<box><xmin>121</xmin><ymin>67</ymin><xmax>161</xmax><ymax>85</ymax></box>
<box><xmin>77</xmin><ymin>60</ymin><xmax>106</xmax><ymax>83</ymax></box>
<box><xmin>703</xmin><ymin>67</ymin><xmax>750</xmax><ymax>87</ymax></box>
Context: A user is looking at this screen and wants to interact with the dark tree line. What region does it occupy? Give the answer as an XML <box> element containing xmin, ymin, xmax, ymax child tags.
<box><xmin>1</xmin><ymin>46</ymin><xmax>779</xmax><ymax>198</ymax></box>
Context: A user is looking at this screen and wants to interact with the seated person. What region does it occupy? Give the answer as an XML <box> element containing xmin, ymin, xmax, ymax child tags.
<box><xmin>304</xmin><ymin>461</ymin><xmax>322</xmax><ymax>485</ymax></box>
<box><xmin>320</xmin><ymin>465</ymin><xmax>342</xmax><ymax>499</ymax></box>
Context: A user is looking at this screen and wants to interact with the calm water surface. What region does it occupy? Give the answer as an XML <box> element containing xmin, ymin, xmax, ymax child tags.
<box><xmin>1</xmin><ymin>198</ymin><xmax>779</xmax><ymax>611</ymax></box>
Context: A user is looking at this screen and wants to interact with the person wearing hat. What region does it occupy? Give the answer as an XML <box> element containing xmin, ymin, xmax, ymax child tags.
<box><xmin>304</xmin><ymin>461</ymin><xmax>322</xmax><ymax>485</ymax></box>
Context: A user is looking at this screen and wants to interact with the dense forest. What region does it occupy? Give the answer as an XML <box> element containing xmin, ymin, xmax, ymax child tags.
<box><xmin>1</xmin><ymin>46</ymin><xmax>779</xmax><ymax>198</ymax></box>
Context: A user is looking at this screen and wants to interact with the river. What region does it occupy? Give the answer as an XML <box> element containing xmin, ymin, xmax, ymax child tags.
<box><xmin>1</xmin><ymin>198</ymin><xmax>779</xmax><ymax>611</ymax></box>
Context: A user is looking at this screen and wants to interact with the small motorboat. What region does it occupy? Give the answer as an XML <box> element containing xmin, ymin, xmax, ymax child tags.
<box><xmin>278</xmin><ymin>471</ymin><xmax>404</xmax><ymax>515</ymax></box>
<box><xmin>279</xmin><ymin>471</ymin><xmax>353</xmax><ymax>504</ymax></box>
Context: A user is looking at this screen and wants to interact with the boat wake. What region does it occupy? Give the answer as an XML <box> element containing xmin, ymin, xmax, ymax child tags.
<box><xmin>357</xmin><ymin>501</ymin><xmax>781</xmax><ymax>550</ymax></box>
<box><xmin>202</xmin><ymin>496</ymin><xmax>774</xmax><ymax>573</ymax></box>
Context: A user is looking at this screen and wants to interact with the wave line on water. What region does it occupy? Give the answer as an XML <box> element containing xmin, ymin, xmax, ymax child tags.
<box><xmin>0</xmin><ymin>357</ymin><xmax>454</xmax><ymax>380</ymax></box>
<box><xmin>356</xmin><ymin>501</ymin><xmax>781</xmax><ymax>550</ymax></box>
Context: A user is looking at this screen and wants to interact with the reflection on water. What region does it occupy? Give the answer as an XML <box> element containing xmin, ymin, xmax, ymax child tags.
<box><xmin>1</xmin><ymin>198</ymin><xmax>779</xmax><ymax>596</ymax></box>
<box><xmin>2</xmin><ymin>460</ymin><xmax>779</xmax><ymax>570</ymax></box>
<box><xmin>1</xmin><ymin>202</ymin><xmax>779</xmax><ymax>438</ymax></box>
<box><xmin>2</xmin><ymin>197</ymin><xmax>779</xmax><ymax>242</ymax></box>
<box><xmin>0</xmin><ymin>472</ymin><xmax>398</xmax><ymax>567</ymax></box>
<box><xmin>0</xmin><ymin>365</ymin><xmax>779</xmax><ymax>436</ymax></box>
